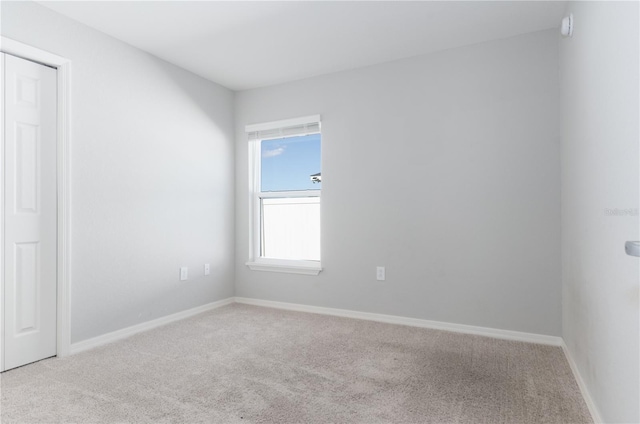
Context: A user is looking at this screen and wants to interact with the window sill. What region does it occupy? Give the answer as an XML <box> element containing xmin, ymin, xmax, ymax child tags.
<box><xmin>246</xmin><ymin>261</ymin><xmax>322</xmax><ymax>276</ymax></box>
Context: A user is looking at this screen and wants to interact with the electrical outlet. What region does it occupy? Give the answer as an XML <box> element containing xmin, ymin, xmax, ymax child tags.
<box><xmin>376</xmin><ymin>266</ymin><xmax>385</xmax><ymax>281</ymax></box>
<box><xmin>204</xmin><ymin>264</ymin><xmax>210</xmax><ymax>275</ymax></box>
<box><xmin>180</xmin><ymin>267</ymin><xmax>188</xmax><ymax>281</ymax></box>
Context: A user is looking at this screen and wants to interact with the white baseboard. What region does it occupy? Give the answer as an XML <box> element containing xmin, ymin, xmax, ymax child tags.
<box><xmin>562</xmin><ymin>342</ymin><xmax>603</xmax><ymax>423</ymax></box>
<box><xmin>69</xmin><ymin>297</ymin><xmax>234</xmax><ymax>355</ymax></box>
<box><xmin>233</xmin><ymin>297</ymin><xmax>563</xmax><ymax>346</ymax></box>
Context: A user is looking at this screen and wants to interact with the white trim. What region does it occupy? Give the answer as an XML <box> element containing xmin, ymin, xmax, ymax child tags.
<box><xmin>259</xmin><ymin>190</ymin><xmax>320</xmax><ymax>199</ymax></box>
<box><xmin>233</xmin><ymin>297</ymin><xmax>563</xmax><ymax>346</ymax></box>
<box><xmin>0</xmin><ymin>37</ymin><xmax>72</xmax><ymax>360</ymax></box>
<box><xmin>561</xmin><ymin>342</ymin><xmax>603</xmax><ymax>423</ymax></box>
<box><xmin>245</xmin><ymin>261</ymin><xmax>322</xmax><ymax>275</ymax></box>
<box><xmin>0</xmin><ymin>53</ymin><xmax>5</xmax><ymax>371</ymax></box>
<box><xmin>0</xmin><ymin>38</ymin><xmax>68</xmax><ymax>67</ymax></box>
<box><xmin>70</xmin><ymin>298</ymin><xmax>235</xmax><ymax>355</ymax></box>
<box><xmin>249</xmin><ymin>137</ymin><xmax>260</xmax><ymax>263</ymax></box>
<box><xmin>246</xmin><ymin>114</ymin><xmax>321</xmax><ymax>133</ymax></box>
<box><xmin>56</xmin><ymin>59</ymin><xmax>72</xmax><ymax>358</ymax></box>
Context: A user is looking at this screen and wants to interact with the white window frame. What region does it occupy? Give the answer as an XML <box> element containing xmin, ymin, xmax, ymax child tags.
<box><xmin>245</xmin><ymin>115</ymin><xmax>322</xmax><ymax>275</ymax></box>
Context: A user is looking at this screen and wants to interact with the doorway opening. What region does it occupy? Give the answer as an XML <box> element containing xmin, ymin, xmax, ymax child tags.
<box><xmin>0</xmin><ymin>37</ymin><xmax>71</xmax><ymax>371</ymax></box>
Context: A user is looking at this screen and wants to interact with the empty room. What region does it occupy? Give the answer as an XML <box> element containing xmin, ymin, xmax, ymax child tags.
<box><xmin>0</xmin><ymin>1</ymin><xmax>638</xmax><ymax>423</ymax></box>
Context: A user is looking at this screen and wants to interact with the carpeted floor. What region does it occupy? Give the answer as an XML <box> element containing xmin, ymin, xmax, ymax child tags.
<box><xmin>1</xmin><ymin>303</ymin><xmax>591</xmax><ymax>424</ymax></box>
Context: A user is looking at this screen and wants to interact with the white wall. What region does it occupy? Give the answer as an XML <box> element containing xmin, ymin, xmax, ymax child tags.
<box><xmin>560</xmin><ymin>2</ymin><xmax>640</xmax><ymax>422</ymax></box>
<box><xmin>1</xmin><ymin>2</ymin><xmax>236</xmax><ymax>343</ymax></box>
<box><xmin>236</xmin><ymin>30</ymin><xmax>562</xmax><ymax>336</ymax></box>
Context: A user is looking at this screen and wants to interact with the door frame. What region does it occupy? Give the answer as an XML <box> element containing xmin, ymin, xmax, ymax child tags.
<box><xmin>0</xmin><ymin>37</ymin><xmax>71</xmax><ymax>368</ymax></box>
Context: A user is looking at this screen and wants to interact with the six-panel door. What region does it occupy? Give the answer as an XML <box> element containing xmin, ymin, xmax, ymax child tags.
<box><xmin>2</xmin><ymin>53</ymin><xmax>57</xmax><ymax>371</ymax></box>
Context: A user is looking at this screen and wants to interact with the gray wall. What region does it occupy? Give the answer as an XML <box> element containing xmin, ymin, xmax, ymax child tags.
<box><xmin>1</xmin><ymin>1</ymin><xmax>236</xmax><ymax>343</ymax></box>
<box><xmin>560</xmin><ymin>2</ymin><xmax>639</xmax><ymax>422</ymax></box>
<box><xmin>235</xmin><ymin>30</ymin><xmax>562</xmax><ymax>336</ymax></box>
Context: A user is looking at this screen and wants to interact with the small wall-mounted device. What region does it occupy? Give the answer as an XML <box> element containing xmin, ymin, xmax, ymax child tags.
<box><xmin>180</xmin><ymin>266</ymin><xmax>188</xmax><ymax>281</ymax></box>
<box><xmin>625</xmin><ymin>241</ymin><xmax>640</xmax><ymax>257</ymax></box>
<box><xmin>561</xmin><ymin>14</ymin><xmax>574</xmax><ymax>37</ymax></box>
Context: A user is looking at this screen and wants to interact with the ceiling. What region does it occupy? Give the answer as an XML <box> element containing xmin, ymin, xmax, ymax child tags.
<box><xmin>39</xmin><ymin>1</ymin><xmax>566</xmax><ymax>91</ymax></box>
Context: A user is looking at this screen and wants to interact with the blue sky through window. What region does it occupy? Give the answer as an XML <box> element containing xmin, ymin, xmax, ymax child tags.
<box><xmin>261</xmin><ymin>133</ymin><xmax>321</xmax><ymax>192</ymax></box>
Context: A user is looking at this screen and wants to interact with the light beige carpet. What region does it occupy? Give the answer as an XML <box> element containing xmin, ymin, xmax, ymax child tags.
<box><xmin>1</xmin><ymin>303</ymin><xmax>591</xmax><ymax>424</ymax></box>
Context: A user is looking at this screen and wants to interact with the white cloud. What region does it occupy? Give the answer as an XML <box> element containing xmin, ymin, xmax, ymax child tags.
<box><xmin>262</xmin><ymin>146</ymin><xmax>285</xmax><ymax>158</ymax></box>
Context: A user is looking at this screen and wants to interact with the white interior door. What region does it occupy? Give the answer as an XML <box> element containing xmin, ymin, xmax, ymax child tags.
<box><xmin>2</xmin><ymin>53</ymin><xmax>57</xmax><ymax>371</ymax></box>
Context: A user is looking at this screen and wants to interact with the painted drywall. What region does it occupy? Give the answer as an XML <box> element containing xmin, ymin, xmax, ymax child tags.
<box><xmin>1</xmin><ymin>2</ymin><xmax>235</xmax><ymax>343</ymax></box>
<box><xmin>560</xmin><ymin>2</ymin><xmax>640</xmax><ymax>422</ymax></box>
<box><xmin>235</xmin><ymin>30</ymin><xmax>562</xmax><ymax>336</ymax></box>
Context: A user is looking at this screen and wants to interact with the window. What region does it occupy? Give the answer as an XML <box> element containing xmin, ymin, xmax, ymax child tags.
<box><xmin>246</xmin><ymin>115</ymin><xmax>322</xmax><ymax>275</ymax></box>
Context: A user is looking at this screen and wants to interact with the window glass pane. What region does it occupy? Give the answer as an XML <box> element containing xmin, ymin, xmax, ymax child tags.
<box><xmin>261</xmin><ymin>133</ymin><xmax>321</xmax><ymax>192</ymax></box>
<box><xmin>261</xmin><ymin>197</ymin><xmax>320</xmax><ymax>261</ymax></box>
